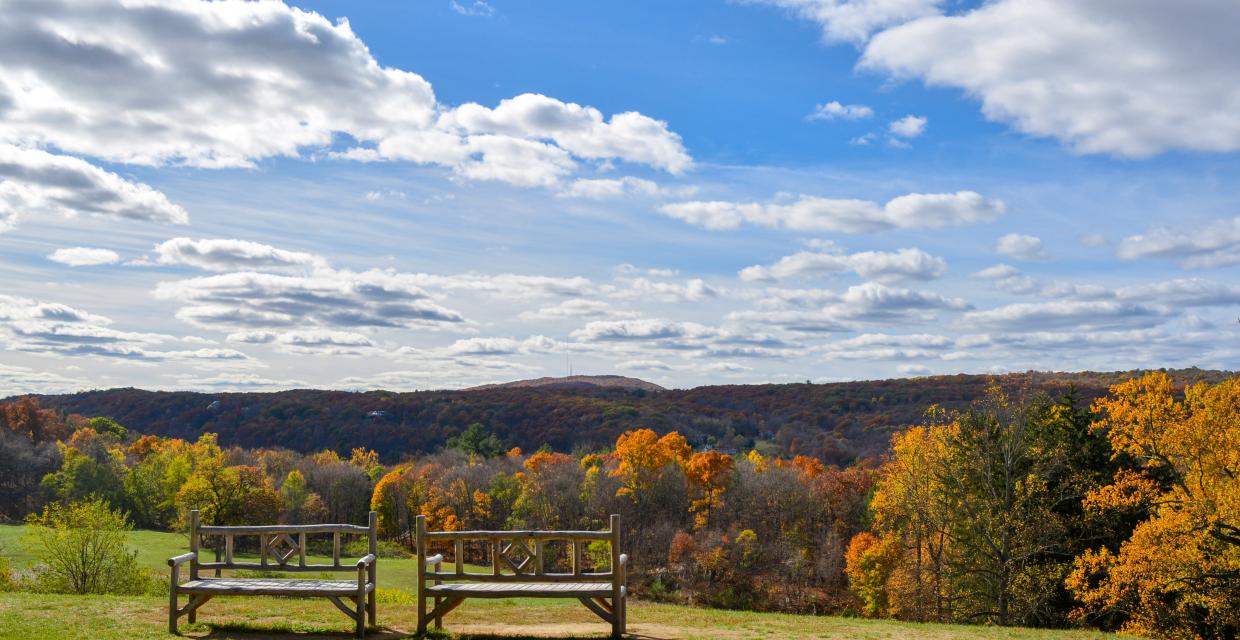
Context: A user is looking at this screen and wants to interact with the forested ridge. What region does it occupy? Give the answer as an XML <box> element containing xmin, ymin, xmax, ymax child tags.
<box><xmin>23</xmin><ymin>368</ymin><xmax>1230</xmax><ymax>465</ymax></box>
<box><xmin>3</xmin><ymin>368</ymin><xmax>1239</xmax><ymax>637</ymax></box>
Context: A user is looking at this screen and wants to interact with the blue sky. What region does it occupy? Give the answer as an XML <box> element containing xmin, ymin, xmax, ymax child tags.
<box><xmin>1</xmin><ymin>0</ymin><xmax>1238</xmax><ymax>393</ymax></box>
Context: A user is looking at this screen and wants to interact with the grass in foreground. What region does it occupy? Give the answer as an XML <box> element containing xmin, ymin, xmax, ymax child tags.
<box><xmin>0</xmin><ymin>526</ymin><xmax>1121</xmax><ymax>639</ymax></box>
<box><xmin>0</xmin><ymin>591</ymin><xmax>1119</xmax><ymax>640</ymax></box>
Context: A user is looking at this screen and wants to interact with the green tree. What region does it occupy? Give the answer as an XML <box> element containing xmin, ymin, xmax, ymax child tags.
<box><xmin>22</xmin><ymin>498</ymin><xmax>145</xmax><ymax>594</ymax></box>
<box><xmin>446</xmin><ymin>423</ymin><xmax>504</xmax><ymax>458</ymax></box>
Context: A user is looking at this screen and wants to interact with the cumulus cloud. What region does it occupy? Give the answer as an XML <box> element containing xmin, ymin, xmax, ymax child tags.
<box><xmin>0</xmin><ymin>294</ymin><xmax>236</xmax><ymax>361</ymax></box>
<box><xmin>748</xmin><ymin>0</ymin><xmax>943</xmax><ymax>43</ymax></box>
<box><xmin>995</xmin><ymin>233</ymin><xmax>1052</xmax><ymax>261</ymax></box>
<box><xmin>47</xmin><ymin>247</ymin><xmax>120</xmax><ymax>267</ymax></box>
<box><xmin>860</xmin><ymin>0</ymin><xmax>1240</xmax><ymax>157</ymax></box>
<box><xmin>888</xmin><ymin>115</ymin><xmax>927</xmax><ymax>138</ymax></box>
<box><xmin>807</xmin><ymin>101</ymin><xmax>874</xmax><ymax>121</ymax></box>
<box><xmin>818</xmin><ymin>332</ymin><xmax>954</xmax><ymax>360</ymax></box>
<box><xmin>960</xmin><ymin>300</ymin><xmax>1166</xmax><ymax>332</ymax></box>
<box><xmin>558</xmin><ymin>177</ymin><xmax>696</xmax><ymax>200</ymax></box>
<box><xmin>740</xmin><ymin>247</ymin><xmax>946</xmax><ymax>282</ymax></box>
<box><xmin>606</xmin><ymin>278</ymin><xmax>718</xmax><ymax>303</ymax></box>
<box><xmin>153</xmin><ymin>269</ymin><xmax>465</xmax><ymax>331</ymax></box>
<box><xmin>660</xmin><ymin>190</ymin><xmax>1003</xmax><ymax>232</ymax></box>
<box><xmin>731</xmin><ymin>281</ymin><xmax>968</xmax><ymax>331</ymax></box>
<box><xmin>0</xmin><ymin>144</ymin><xmax>187</xmax><ymax>232</ymax></box>
<box><xmin>518</xmin><ymin>299</ymin><xmax>631</xmax><ymax>321</ymax></box>
<box><xmin>153</xmin><ymin>238</ymin><xmax>328</xmax><ymax>272</ymax></box>
<box><xmin>449</xmin><ymin>1</ymin><xmax>494</xmax><ymax>17</ymax></box>
<box><xmin>1117</xmin><ymin>217</ymin><xmax>1240</xmax><ymax>268</ymax></box>
<box><xmin>0</xmin><ymin>1</ymin><xmax>689</xmax><ymax>186</ymax></box>
<box><xmin>445</xmin><ymin>335</ymin><xmax>558</xmax><ymax>356</ymax></box>
<box><xmin>972</xmin><ymin>263</ymin><xmax>1038</xmax><ymax>295</ymax></box>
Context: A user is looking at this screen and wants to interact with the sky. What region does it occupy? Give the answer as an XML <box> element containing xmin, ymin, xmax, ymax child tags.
<box><xmin>1</xmin><ymin>0</ymin><xmax>1239</xmax><ymax>394</ymax></box>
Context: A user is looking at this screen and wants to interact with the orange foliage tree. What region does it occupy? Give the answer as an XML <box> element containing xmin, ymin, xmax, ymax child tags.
<box><xmin>684</xmin><ymin>450</ymin><xmax>734</xmax><ymax>529</ymax></box>
<box><xmin>611</xmin><ymin>428</ymin><xmax>690</xmax><ymax>498</ymax></box>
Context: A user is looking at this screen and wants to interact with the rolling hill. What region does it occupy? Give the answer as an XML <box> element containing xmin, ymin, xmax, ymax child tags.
<box><xmin>24</xmin><ymin>368</ymin><xmax>1231</xmax><ymax>466</ymax></box>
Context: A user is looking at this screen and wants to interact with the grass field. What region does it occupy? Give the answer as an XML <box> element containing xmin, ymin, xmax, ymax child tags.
<box><xmin>0</xmin><ymin>525</ymin><xmax>1119</xmax><ymax>640</ymax></box>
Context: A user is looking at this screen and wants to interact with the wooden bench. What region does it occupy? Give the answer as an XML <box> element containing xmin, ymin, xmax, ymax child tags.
<box><xmin>167</xmin><ymin>509</ymin><xmax>379</xmax><ymax>637</ymax></box>
<box><xmin>415</xmin><ymin>514</ymin><xmax>628</xmax><ymax>638</ymax></box>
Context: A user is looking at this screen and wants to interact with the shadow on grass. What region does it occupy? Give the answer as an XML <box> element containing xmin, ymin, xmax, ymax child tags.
<box><xmin>191</xmin><ymin>626</ymin><xmax>667</xmax><ymax>640</ymax></box>
<box><xmin>192</xmin><ymin>622</ymin><xmax>407</xmax><ymax>639</ymax></box>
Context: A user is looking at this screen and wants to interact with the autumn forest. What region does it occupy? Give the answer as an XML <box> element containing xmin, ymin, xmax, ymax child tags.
<box><xmin>1</xmin><ymin>371</ymin><xmax>1238</xmax><ymax>639</ymax></box>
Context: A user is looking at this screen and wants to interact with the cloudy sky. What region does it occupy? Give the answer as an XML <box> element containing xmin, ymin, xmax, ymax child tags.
<box><xmin>1</xmin><ymin>0</ymin><xmax>1238</xmax><ymax>394</ymax></box>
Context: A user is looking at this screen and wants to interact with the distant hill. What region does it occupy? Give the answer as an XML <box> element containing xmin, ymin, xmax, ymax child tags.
<box><xmin>465</xmin><ymin>375</ymin><xmax>666</xmax><ymax>392</ymax></box>
<box><xmin>22</xmin><ymin>368</ymin><xmax>1232</xmax><ymax>467</ymax></box>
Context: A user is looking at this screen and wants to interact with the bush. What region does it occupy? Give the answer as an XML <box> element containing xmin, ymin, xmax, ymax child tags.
<box><xmin>22</xmin><ymin>498</ymin><xmax>146</xmax><ymax>594</ymax></box>
<box><xmin>0</xmin><ymin>554</ymin><xmax>13</xmax><ymax>592</ymax></box>
<box><xmin>345</xmin><ymin>538</ymin><xmax>411</xmax><ymax>559</ymax></box>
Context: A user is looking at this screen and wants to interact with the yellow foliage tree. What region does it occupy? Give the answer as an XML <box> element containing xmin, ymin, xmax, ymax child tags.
<box><xmin>611</xmin><ymin>429</ymin><xmax>689</xmax><ymax>498</ymax></box>
<box><xmin>1067</xmin><ymin>372</ymin><xmax>1240</xmax><ymax>639</ymax></box>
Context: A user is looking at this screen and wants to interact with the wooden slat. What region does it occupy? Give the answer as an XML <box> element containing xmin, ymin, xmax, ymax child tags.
<box><xmin>298</xmin><ymin>532</ymin><xmax>306</xmax><ymax>568</ymax></box>
<box><xmin>534</xmin><ymin>540</ymin><xmax>544</xmax><ymax>576</ymax></box>
<box><xmin>425</xmin><ymin>530</ymin><xmax>611</xmax><ymax>541</ymax></box>
<box><xmin>425</xmin><ymin>582</ymin><xmax>612</xmax><ymax>598</ymax></box>
<box><xmin>332</xmin><ymin>532</ymin><xmax>341</xmax><ymax>568</ymax></box>
<box><xmin>454</xmin><ymin>540</ymin><xmax>463</xmax><ymax>576</ymax></box>
<box><xmin>260</xmin><ymin>534</ymin><xmax>268</xmax><ymax>568</ymax></box>
<box><xmin>198</xmin><ymin>524</ymin><xmax>369</xmax><ymax>535</ymax></box>
<box><xmin>491</xmin><ymin>539</ymin><xmax>501</xmax><ymax>576</ymax></box>
<box><xmin>425</xmin><ymin>571</ymin><xmax>613</xmax><ymax>583</ymax></box>
<box><xmin>179</xmin><ymin>578</ymin><xmax>374</xmax><ymax>597</ymax></box>
<box><xmin>224</xmin><ymin>534</ymin><xmax>233</xmax><ymax>565</ymax></box>
<box><xmin>197</xmin><ymin>562</ymin><xmax>357</xmax><ymax>573</ymax></box>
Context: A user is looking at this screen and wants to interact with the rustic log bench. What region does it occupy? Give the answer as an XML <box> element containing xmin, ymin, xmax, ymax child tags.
<box><xmin>167</xmin><ymin>510</ymin><xmax>379</xmax><ymax>637</ymax></box>
<box><xmin>415</xmin><ymin>514</ymin><xmax>628</xmax><ymax>638</ymax></box>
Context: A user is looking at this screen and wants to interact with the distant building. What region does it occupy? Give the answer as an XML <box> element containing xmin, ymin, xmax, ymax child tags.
<box><xmin>367</xmin><ymin>410</ymin><xmax>387</xmax><ymax>418</ymax></box>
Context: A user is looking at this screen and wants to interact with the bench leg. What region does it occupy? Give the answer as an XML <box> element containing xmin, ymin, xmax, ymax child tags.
<box><xmin>367</xmin><ymin>589</ymin><xmax>376</xmax><ymax>626</ymax></box>
<box><xmin>168</xmin><ymin>589</ymin><xmax>177</xmax><ymax>634</ymax></box>
<box><xmin>417</xmin><ymin>593</ymin><xmax>427</xmax><ymax>635</ymax></box>
<box><xmin>434</xmin><ymin>596</ymin><xmax>442</xmax><ymax>629</ymax></box>
<box><xmin>356</xmin><ymin>593</ymin><xmax>366</xmax><ymax>638</ymax></box>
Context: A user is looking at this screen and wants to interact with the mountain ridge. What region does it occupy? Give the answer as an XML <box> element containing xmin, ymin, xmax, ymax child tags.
<box><xmin>20</xmin><ymin>368</ymin><xmax>1232</xmax><ymax>466</ymax></box>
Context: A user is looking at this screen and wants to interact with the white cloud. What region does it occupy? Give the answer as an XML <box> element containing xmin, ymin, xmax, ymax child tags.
<box><xmin>0</xmin><ymin>294</ymin><xmax>234</xmax><ymax>361</ymax></box>
<box><xmin>1117</xmin><ymin>217</ymin><xmax>1240</xmax><ymax>268</ymax></box>
<box><xmin>572</xmin><ymin>318</ymin><xmax>711</xmax><ymax>342</ymax></box>
<box><xmin>518</xmin><ymin>299</ymin><xmax>630</xmax><ymax>321</ymax></box>
<box><xmin>153</xmin><ymin>238</ymin><xmax>328</xmax><ymax>272</ymax></box>
<box><xmin>888</xmin><ymin>115</ymin><xmax>927</xmax><ymax>138</ymax></box>
<box><xmin>449</xmin><ymin>1</ymin><xmax>494</xmax><ymax>17</ymax></box>
<box><xmin>730</xmin><ymin>281</ymin><xmax>968</xmax><ymax>332</ymax></box>
<box><xmin>972</xmin><ymin>263</ymin><xmax>1038</xmax><ymax>295</ymax></box>
<box><xmin>0</xmin><ymin>144</ymin><xmax>187</xmax><ymax>232</ymax></box>
<box><xmin>153</xmin><ymin>269</ymin><xmax>465</xmax><ymax>331</ymax></box>
<box><xmin>445</xmin><ymin>335</ymin><xmax>558</xmax><ymax>356</ymax></box>
<box><xmin>748</xmin><ymin>0</ymin><xmax>943</xmax><ymax>44</ymax></box>
<box><xmin>807</xmin><ymin>101</ymin><xmax>874</xmax><ymax>121</ymax></box>
<box><xmin>47</xmin><ymin>247</ymin><xmax>120</xmax><ymax>267</ymax></box>
<box><xmin>860</xmin><ymin>0</ymin><xmax>1240</xmax><ymax>157</ymax></box>
<box><xmin>0</xmin><ymin>1</ymin><xmax>688</xmax><ymax>187</ymax></box>
<box><xmin>660</xmin><ymin>190</ymin><xmax>1003</xmax><ymax>232</ymax></box>
<box><xmin>607</xmin><ymin>277</ymin><xmax>718</xmax><ymax>303</ymax></box>
<box><xmin>740</xmin><ymin>247</ymin><xmax>946</xmax><ymax>282</ymax></box>
<box><xmin>441</xmin><ymin>93</ymin><xmax>692</xmax><ymax>176</ymax></box>
<box><xmin>558</xmin><ymin>176</ymin><xmax>696</xmax><ymax>200</ymax></box>
<box><xmin>995</xmin><ymin>233</ymin><xmax>1052</xmax><ymax>261</ymax></box>
<box><xmin>960</xmin><ymin>300</ymin><xmax>1166</xmax><ymax>332</ymax></box>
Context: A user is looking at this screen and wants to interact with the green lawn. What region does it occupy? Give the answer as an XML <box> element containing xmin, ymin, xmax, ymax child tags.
<box><xmin>0</xmin><ymin>526</ymin><xmax>1121</xmax><ymax>640</ymax></box>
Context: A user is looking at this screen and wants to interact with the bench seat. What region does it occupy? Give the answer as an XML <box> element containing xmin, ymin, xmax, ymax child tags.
<box><xmin>425</xmin><ymin>581</ymin><xmax>618</xmax><ymax>598</ymax></box>
<box><xmin>180</xmin><ymin>578</ymin><xmax>376</xmax><ymax>597</ymax></box>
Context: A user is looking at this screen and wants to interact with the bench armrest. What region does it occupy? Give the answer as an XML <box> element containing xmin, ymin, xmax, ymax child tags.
<box><xmin>423</xmin><ymin>553</ymin><xmax>444</xmax><ymax>567</ymax></box>
<box><xmin>168</xmin><ymin>552</ymin><xmax>196</xmax><ymax>568</ymax></box>
<box><xmin>618</xmin><ymin>553</ymin><xmax>628</xmax><ymax>568</ymax></box>
<box><xmin>355</xmin><ymin>553</ymin><xmax>377</xmax><ymax>569</ymax></box>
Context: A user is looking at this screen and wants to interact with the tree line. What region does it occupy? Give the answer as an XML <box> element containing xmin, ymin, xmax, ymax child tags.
<box><xmin>1</xmin><ymin>371</ymin><xmax>1237</xmax><ymax>638</ymax></box>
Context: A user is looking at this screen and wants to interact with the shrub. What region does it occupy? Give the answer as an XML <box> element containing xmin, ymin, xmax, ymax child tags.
<box><xmin>22</xmin><ymin>498</ymin><xmax>146</xmax><ymax>594</ymax></box>
<box><xmin>0</xmin><ymin>554</ymin><xmax>13</xmax><ymax>592</ymax></box>
<box><xmin>345</xmin><ymin>538</ymin><xmax>411</xmax><ymax>559</ymax></box>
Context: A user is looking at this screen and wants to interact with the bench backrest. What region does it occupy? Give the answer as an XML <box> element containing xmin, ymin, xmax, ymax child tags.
<box><xmin>415</xmin><ymin>514</ymin><xmax>622</xmax><ymax>584</ymax></box>
<box><xmin>185</xmin><ymin>509</ymin><xmax>378</xmax><ymax>579</ymax></box>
